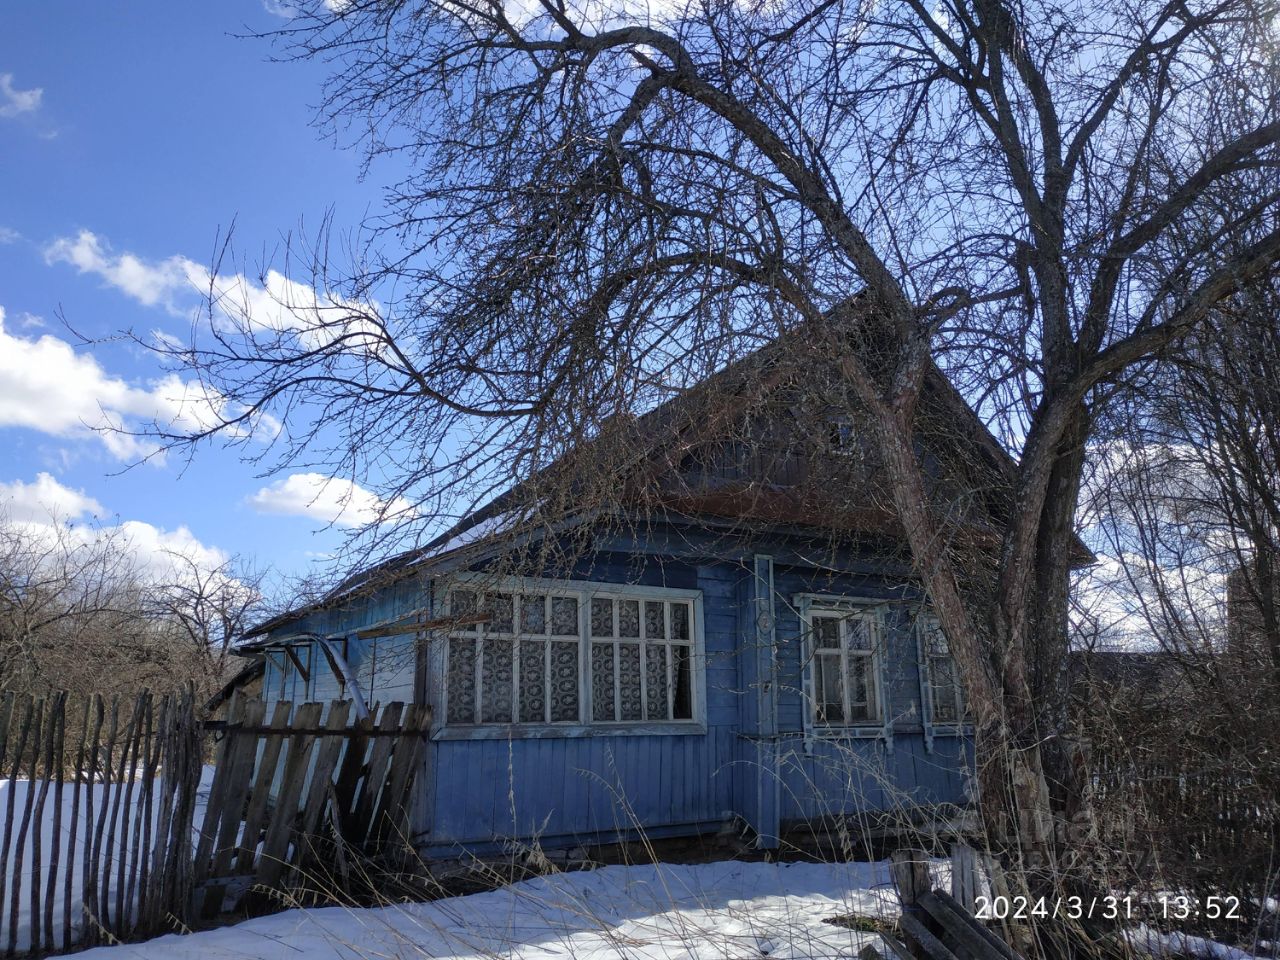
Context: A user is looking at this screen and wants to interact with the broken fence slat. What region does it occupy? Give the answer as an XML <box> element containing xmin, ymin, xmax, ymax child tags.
<box><xmin>350</xmin><ymin>702</ymin><xmax>404</xmax><ymax>847</ymax></box>
<box><xmin>919</xmin><ymin>893</ymin><xmax>1009</xmax><ymax>960</ymax></box>
<box><xmin>192</xmin><ymin>695</ymin><xmax>250</xmax><ymax>891</ymax></box>
<box><xmin>256</xmin><ymin>701</ymin><xmax>325</xmax><ymax>890</ymax></box>
<box><xmin>899</xmin><ymin>910</ymin><xmax>963</xmax><ymax>960</ymax></box>
<box><xmin>881</xmin><ymin>933</ymin><xmax>917</xmax><ymax>960</ymax></box>
<box><xmin>202</xmin><ymin>698</ymin><xmax>267</xmax><ymax>919</ymax></box>
<box><xmin>950</xmin><ymin>843</ymin><xmax>979</xmax><ymax>913</ymax></box>
<box><xmin>331</xmin><ymin>713</ymin><xmax>374</xmax><ymax>839</ymax></box>
<box><xmin>929</xmin><ymin>890</ymin><xmax>1024</xmax><ymax>960</ymax></box>
<box><xmin>890</xmin><ymin>849</ymin><xmax>932</xmax><ymax>908</ymax></box>
<box><xmin>234</xmin><ymin>699</ymin><xmax>295</xmax><ymax>877</ymax></box>
<box><xmin>296</xmin><ymin>701</ymin><xmax>354</xmax><ymax>866</ymax></box>
<box><xmin>372</xmin><ymin>704</ymin><xmax>429</xmax><ymax>849</ymax></box>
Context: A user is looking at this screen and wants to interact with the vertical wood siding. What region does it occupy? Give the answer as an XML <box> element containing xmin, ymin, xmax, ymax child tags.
<box><xmin>253</xmin><ymin>532</ymin><xmax>974</xmax><ymax>854</ymax></box>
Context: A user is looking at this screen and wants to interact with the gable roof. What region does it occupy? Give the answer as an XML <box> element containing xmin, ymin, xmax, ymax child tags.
<box><xmin>243</xmin><ymin>322</ymin><xmax>1086</xmax><ymax>640</ymax></box>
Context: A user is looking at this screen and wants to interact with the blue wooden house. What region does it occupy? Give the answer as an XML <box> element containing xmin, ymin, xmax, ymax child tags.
<box><xmin>237</xmin><ymin>339</ymin><xmax>1000</xmax><ymax>859</ymax></box>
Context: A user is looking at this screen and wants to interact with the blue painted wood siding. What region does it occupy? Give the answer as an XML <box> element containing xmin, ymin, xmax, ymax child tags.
<box><xmin>254</xmin><ymin>533</ymin><xmax>974</xmax><ymax>854</ymax></box>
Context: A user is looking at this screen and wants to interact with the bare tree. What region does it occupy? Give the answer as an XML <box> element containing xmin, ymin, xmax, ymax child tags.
<box><xmin>0</xmin><ymin>513</ymin><xmax>267</xmax><ymax>701</ymax></box>
<box><xmin>1085</xmin><ymin>273</ymin><xmax>1280</xmax><ymax>669</ymax></box>
<box><xmin>1074</xmin><ymin>280</ymin><xmax>1280</xmax><ymax>921</ymax></box>
<box><xmin>147</xmin><ymin>551</ymin><xmax>268</xmax><ymax>690</ymax></box>
<box><xmin>152</xmin><ymin>0</ymin><xmax>1280</xmax><ymax>923</ymax></box>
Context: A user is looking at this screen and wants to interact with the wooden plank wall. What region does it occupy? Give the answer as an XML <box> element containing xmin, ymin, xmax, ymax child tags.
<box><xmin>767</xmin><ymin>563</ymin><xmax>972</xmax><ymax>822</ymax></box>
<box><xmin>422</xmin><ymin>557</ymin><xmax>743</xmax><ymax>854</ymax></box>
<box><xmin>255</xmin><ymin>536</ymin><xmax>975</xmax><ymax>857</ymax></box>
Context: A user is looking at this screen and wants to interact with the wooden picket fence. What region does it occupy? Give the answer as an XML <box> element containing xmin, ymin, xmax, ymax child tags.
<box><xmin>193</xmin><ymin>696</ymin><xmax>431</xmax><ymax>921</ymax></box>
<box><xmin>0</xmin><ymin>690</ymin><xmax>203</xmax><ymax>957</ymax></box>
<box><xmin>0</xmin><ymin>690</ymin><xmax>430</xmax><ymax>958</ymax></box>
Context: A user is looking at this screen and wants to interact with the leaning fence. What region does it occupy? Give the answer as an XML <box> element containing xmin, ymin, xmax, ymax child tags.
<box><xmin>0</xmin><ymin>690</ymin><xmax>430</xmax><ymax>958</ymax></box>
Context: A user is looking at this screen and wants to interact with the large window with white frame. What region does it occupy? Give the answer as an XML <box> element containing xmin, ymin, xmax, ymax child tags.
<box><xmin>443</xmin><ymin>581</ymin><xmax>698</xmax><ymax>729</ymax></box>
<box><xmin>805</xmin><ymin>605</ymin><xmax>884</xmax><ymax>727</ymax></box>
<box><xmin>918</xmin><ymin>613</ymin><xmax>967</xmax><ymax>725</ymax></box>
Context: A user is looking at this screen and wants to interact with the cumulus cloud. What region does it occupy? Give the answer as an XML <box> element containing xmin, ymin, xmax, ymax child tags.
<box><xmin>44</xmin><ymin>230</ymin><xmax>203</xmax><ymax>314</ymax></box>
<box><xmin>0</xmin><ymin>73</ymin><xmax>41</xmax><ymax>118</ymax></box>
<box><xmin>1072</xmin><ymin>549</ymin><xmax>1227</xmax><ymax>651</ymax></box>
<box><xmin>0</xmin><ymin>473</ymin><xmax>230</xmax><ymax>584</ymax></box>
<box><xmin>45</xmin><ymin>230</ymin><xmax>379</xmax><ymax>351</ymax></box>
<box><xmin>0</xmin><ymin>473</ymin><xmax>103</xmax><ymax>525</ymax></box>
<box><xmin>248</xmin><ymin>472</ymin><xmax>415</xmax><ymax>528</ymax></box>
<box><xmin>0</xmin><ymin>305</ymin><xmax>260</xmax><ymax>462</ymax></box>
<box><xmin>203</xmin><ymin>267</ymin><xmax>381</xmax><ymax>350</ymax></box>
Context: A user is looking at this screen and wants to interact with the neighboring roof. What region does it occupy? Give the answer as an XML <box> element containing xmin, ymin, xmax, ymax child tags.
<box><xmin>204</xmin><ymin>658</ymin><xmax>266</xmax><ymax>713</ymax></box>
<box><xmin>1067</xmin><ymin>648</ymin><xmax>1201</xmax><ymax>704</ymax></box>
<box><xmin>244</xmin><ymin>319</ymin><xmax>1088</xmax><ymax>640</ymax></box>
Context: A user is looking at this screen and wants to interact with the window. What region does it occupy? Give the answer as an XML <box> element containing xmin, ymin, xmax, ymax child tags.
<box><xmin>827</xmin><ymin>415</ymin><xmax>859</xmax><ymax>455</ymax></box>
<box><xmin>805</xmin><ymin>607</ymin><xmax>883</xmax><ymax>726</ymax></box>
<box><xmin>442</xmin><ymin>581</ymin><xmax>697</xmax><ymax>729</ymax></box>
<box><xmin>919</xmin><ymin>615</ymin><xmax>966</xmax><ymax>725</ymax></box>
<box><xmin>589</xmin><ymin>596</ymin><xmax>693</xmax><ymax>723</ymax></box>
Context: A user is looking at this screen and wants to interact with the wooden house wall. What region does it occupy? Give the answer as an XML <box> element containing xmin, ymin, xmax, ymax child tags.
<box><xmin>255</xmin><ymin>533</ymin><xmax>973</xmax><ymax>856</ymax></box>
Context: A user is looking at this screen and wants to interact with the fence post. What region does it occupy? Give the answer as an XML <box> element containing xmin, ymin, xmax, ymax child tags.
<box><xmin>950</xmin><ymin>842</ymin><xmax>979</xmax><ymax>913</ymax></box>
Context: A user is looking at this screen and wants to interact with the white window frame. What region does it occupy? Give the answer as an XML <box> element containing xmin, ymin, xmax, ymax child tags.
<box><xmin>432</xmin><ymin>573</ymin><xmax>706</xmax><ymax>740</ymax></box>
<box><xmin>915</xmin><ymin>611</ymin><xmax>971</xmax><ymax>750</ymax></box>
<box><xmin>796</xmin><ymin>593</ymin><xmax>892</xmax><ymax>744</ymax></box>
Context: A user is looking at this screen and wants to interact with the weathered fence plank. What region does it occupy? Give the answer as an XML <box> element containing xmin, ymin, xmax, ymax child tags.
<box><xmin>7</xmin><ymin>698</ymin><xmax>42</xmax><ymax>957</ymax></box>
<box><xmin>44</xmin><ymin>695</ymin><xmax>66</xmax><ymax>955</ymax></box>
<box><xmin>0</xmin><ymin>692</ymin><xmax>428</xmax><ymax>958</ymax></box>
<box><xmin>256</xmin><ymin>701</ymin><xmax>325</xmax><ymax>890</ymax></box>
<box><xmin>234</xmin><ymin>700</ymin><xmax>293</xmax><ymax>876</ymax></box>
<box><xmin>296</xmin><ymin>702</ymin><xmax>353</xmax><ymax>861</ymax></box>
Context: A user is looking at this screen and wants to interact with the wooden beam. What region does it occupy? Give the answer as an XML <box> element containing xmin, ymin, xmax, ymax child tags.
<box><xmin>919</xmin><ymin>894</ymin><xmax>1008</xmax><ymax>960</ymax></box>
<box><xmin>929</xmin><ymin>890</ymin><xmax>1024</xmax><ymax>960</ymax></box>
<box><xmin>899</xmin><ymin>912</ymin><xmax>962</xmax><ymax>960</ymax></box>
<box><xmin>354</xmin><ymin>612</ymin><xmax>491</xmax><ymax>639</ymax></box>
<box><xmin>283</xmin><ymin>645</ymin><xmax>311</xmax><ymax>683</ymax></box>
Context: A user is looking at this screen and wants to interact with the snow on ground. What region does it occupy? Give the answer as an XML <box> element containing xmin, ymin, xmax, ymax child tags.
<box><xmin>0</xmin><ymin>770</ymin><xmax>214</xmax><ymax>953</ymax></box>
<box><xmin>72</xmin><ymin>860</ymin><xmax>908</xmax><ymax>960</ymax></box>
<box><xmin>1128</xmin><ymin>926</ymin><xmax>1264</xmax><ymax>960</ymax></box>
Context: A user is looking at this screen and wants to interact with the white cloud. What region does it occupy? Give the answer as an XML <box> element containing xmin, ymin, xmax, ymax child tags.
<box><xmin>248</xmin><ymin>472</ymin><xmax>415</xmax><ymax>528</ymax></box>
<box><xmin>0</xmin><ymin>305</ymin><xmax>257</xmax><ymax>462</ymax></box>
<box><xmin>1072</xmin><ymin>549</ymin><xmax>1227</xmax><ymax>651</ymax></box>
<box><xmin>0</xmin><ymin>73</ymin><xmax>41</xmax><ymax>118</ymax></box>
<box><xmin>0</xmin><ymin>473</ymin><xmax>230</xmax><ymax>584</ymax></box>
<box><xmin>44</xmin><ymin>230</ymin><xmax>202</xmax><ymax>314</ymax></box>
<box><xmin>45</xmin><ymin>230</ymin><xmax>380</xmax><ymax>352</ymax></box>
<box><xmin>203</xmin><ymin>267</ymin><xmax>380</xmax><ymax>349</ymax></box>
<box><xmin>0</xmin><ymin>473</ymin><xmax>103</xmax><ymax>524</ymax></box>
<box><xmin>263</xmin><ymin>0</ymin><xmax>349</xmax><ymax>13</ymax></box>
<box><xmin>0</xmin><ymin>226</ymin><xmax>20</xmax><ymax>244</ymax></box>
<box><xmin>115</xmin><ymin>519</ymin><xmax>232</xmax><ymax>582</ymax></box>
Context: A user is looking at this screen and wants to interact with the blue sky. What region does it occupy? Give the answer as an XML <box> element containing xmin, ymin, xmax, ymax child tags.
<box><xmin>0</xmin><ymin>2</ymin><xmax>396</xmax><ymax>581</ymax></box>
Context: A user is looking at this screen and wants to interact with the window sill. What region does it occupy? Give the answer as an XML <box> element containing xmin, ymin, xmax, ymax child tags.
<box><xmin>432</xmin><ymin>721</ymin><xmax>708</xmax><ymax>741</ymax></box>
<box><xmin>806</xmin><ymin>725</ymin><xmax>886</xmax><ymax>740</ymax></box>
<box><xmin>929</xmin><ymin>724</ymin><xmax>974</xmax><ymax>737</ymax></box>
